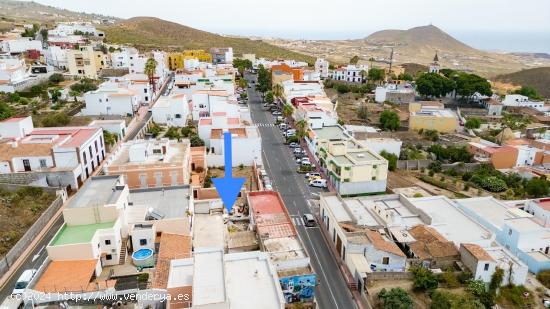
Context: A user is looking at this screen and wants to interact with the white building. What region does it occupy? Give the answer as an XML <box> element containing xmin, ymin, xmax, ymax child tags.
<box><xmin>0</xmin><ymin>117</ymin><xmax>105</xmax><ymax>188</ymax></box>
<box><xmin>88</xmin><ymin>119</ymin><xmax>127</xmax><ymax>141</ymax></box>
<box><xmin>293</xmin><ymin>103</ymin><xmax>337</xmax><ymax>129</ymax></box>
<box><xmin>198</xmin><ymin>113</ymin><xmax>262</xmax><ymax>167</ymax></box>
<box><xmin>502</xmin><ymin>94</ymin><xmax>546</xmax><ymax>112</ymax></box>
<box><xmin>282</xmin><ymin>80</ymin><xmax>326</xmax><ymax>102</ymax></box>
<box><xmin>129</xmin><ymin>50</ymin><xmax>168</xmax><ymax>87</ymax></box>
<box><xmin>166</xmin><ymin>249</ymin><xmax>285</xmax><ymax>309</ymax></box>
<box><xmin>460</xmin><ymin>243</ymin><xmax>528</xmax><ymax>286</ymax></box>
<box><xmin>109</xmin><ymin>49</ymin><xmax>131</xmax><ymax>68</ymax></box>
<box><xmin>49</xmin><ymin>22</ymin><xmax>102</xmax><ymax>37</ymax></box>
<box><xmin>191</xmin><ymin>89</ymin><xmax>239</xmax><ymax>120</ymax></box>
<box><xmin>314</xmin><ymin>58</ymin><xmax>329</xmax><ymax>79</ymax></box>
<box><xmin>152</xmin><ymin>94</ymin><xmax>190</xmax><ymax>127</ymax></box>
<box><xmin>0</xmin><ymin>38</ymin><xmax>43</xmax><ymax>54</ymax></box>
<box><xmin>0</xmin><ymin>56</ymin><xmax>30</xmax><ymax>93</ymax></box>
<box><xmin>44</xmin><ymin>46</ymin><xmax>68</xmax><ymax>69</ymax></box>
<box><xmin>375</xmin><ymin>84</ymin><xmax>415</xmax><ymax>104</ymax></box>
<box><xmin>329</xmin><ymin>64</ymin><xmax>367</xmax><ymax>83</ymax></box>
<box><xmin>82</xmin><ymin>82</ymin><xmax>140</xmax><ymax>116</ymax></box>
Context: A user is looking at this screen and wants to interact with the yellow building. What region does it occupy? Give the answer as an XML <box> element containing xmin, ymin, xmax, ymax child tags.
<box><xmin>309</xmin><ymin>125</ymin><xmax>388</xmax><ymax>196</ymax></box>
<box><xmin>66</xmin><ymin>46</ymin><xmax>107</xmax><ymax>79</ymax></box>
<box><xmin>409</xmin><ymin>107</ymin><xmax>459</xmax><ymax>133</ymax></box>
<box><xmin>167</xmin><ymin>50</ymin><xmax>212</xmax><ymax>70</ymax></box>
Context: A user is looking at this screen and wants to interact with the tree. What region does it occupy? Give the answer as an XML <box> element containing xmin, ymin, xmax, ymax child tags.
<box><xmin>273</xmin><ymin>83</ymin><xmax>283</xmax><ymax>100</ymax></box>
<box><xmin>379</xmin><ymin>110</ymin><xmax>400</xmax><ymax>131</ymax></box>
<box><xmin>514</xmin><ymin>86</ymin><xmax>543</xmax><ymax>101</ymax></box>
<box><xmin>181</xmin><ymin>126</ymin><xmax>194</xmax><ymax>138</ymax></box>
<box><xmin>103</xmin><ymin>130</ymin><xmax>117</xmax><ymax>147</ymax></box>
<box><xmin>416</xmin><ymin>73</ymin><xmax>455</xmax><ymax>98</ymax></box>
<box><xmin>68</xmin><ymin>90</ymin><xmax>80</xmax><ymax>102</ymax></box>
<box><xmin>335</xmin><ymin>83</ymin><xmax>350</xmax><ymax>94</ymax></box>
<box><xmin>144</xmin><ymin>57</ymin><xmax>158</xmax><ymax>92</ymax></box>
<box><xmin>282</xmin><ymin>104</ymin><xmax>293</xmax><ymax>118</ymax></box>
<box><xmin>367</xmin><ymin>68</ymin><xmax>385</xmax><ymax>85</ymax></box>
<box><xmin>40</xmin><ymin>28</ymin><xmax>48</xmax><ymax>43</ymax></box>
<box><xmin>536</xmin><ymin>269</ymin><xmax>550</xmax><ymax>288</ymax></box>
<box><xmin>190</xmin><ymin>135</ymin><xmax>205</xmax><ymax>147</ymax></box>
<box><xmin>526</xmin><ymin>177</ymin><xmax>549</xmax><ymax>197</ymax></box>
<box><xmin>256</xmin><ymin>65</ymin><xmax>271</xmax><ymax>94</ymax></box>
<box><xmin>49</xmin><ymin>88</ymin><xmax>62</xmax><ymax>103</ymax></box>
<box><xmin>349</xmin><ymin>55</ymin><xmax>360</xmax><ymax>65</ymax></box>
<box><xmin>378</xmin><ymin>288</ymin><xmax>413</xmax><ymax>309</ymax></box>
<box><xmin>455</xmin><ymin>72</ymin><xmax>492</xmax><ymax>99</ymax></box>
<box><xmin>380</xmin><ymin>150</ymin><xmax>398</xmax><ymax>171</ymax></box>
<box><xmin>423</xmin><ymin>129</ymin><xmax>439</xmax><ymax>142</ymax></box>
<box><xmin>265</xmin><ymin>91</ymin><xmax>274</xmax><ymax>104</ymax></box>
<box><xmin>488</xmin><ymin>267</ymin><xmax>504</xmax><ymax>296</ymax></box>
<box><xmin>0</xmin><ymin>102</ymin><xmax>14</xmax><ymax>120</ymax></box>
<box><xmin>411</xmin><ymin>267</ymin><xmax>438</xmax><ymax>292</ymax></box>
<box><xmin>238</xmin><ymin>78</ymin><xmax>248</xmax><ymax>89</ymax></box>
<box><xmin>480</xmin><ymin>176</ymin><xmax>507</xmax><ymax>192</ymax></box>
<box><xmin>397</xmin><ymin>73</ymin><xmax>414</xmax><ymax>81</ymax></box>
<box><xmin>165</xmin><ymin>127</ymin><xmax>182</xmax><ymax>140</ymax></box>
<box><xmin>296</xmin><ymin>119</ymin><xmax>307</xmax><ymax>139</ymax></box>
<box><xmin>465</xmin><ymin>118</ymin><xmax>482</xmax><ymax>129</ymax></box>
<box><xmin>70</xmin><ymin>78</ymin><xmax>97</xmax><ymax>94</ymax></box>
<box><xmin>49</xmin><ymin>73</ymin><xmax>64</xmax><ymax>84</ymax></box>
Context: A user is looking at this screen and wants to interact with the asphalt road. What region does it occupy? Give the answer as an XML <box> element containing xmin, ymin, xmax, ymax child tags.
<box><xmin>246</xmin><ymin>74</ymin><xmax>357</xmax><ymax>309</ymax></box>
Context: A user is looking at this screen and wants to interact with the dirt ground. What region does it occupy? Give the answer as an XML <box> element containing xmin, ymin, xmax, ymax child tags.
<box><xmin>208</xmin><ymin>167</ymin><xmax>258</xmax><ymax>192</ymax></box>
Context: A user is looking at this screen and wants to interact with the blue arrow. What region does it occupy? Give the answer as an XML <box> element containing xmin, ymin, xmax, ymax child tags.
<box><xmin>212</xmin><ymin>132</ymin><xmax>246</xmax><ymax>213</ymax></box>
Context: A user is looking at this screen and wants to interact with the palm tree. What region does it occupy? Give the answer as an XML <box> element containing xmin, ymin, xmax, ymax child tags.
<box><xmin>296</xmin><ymin>119</ymin><xmax>308</xmax><ymax>139</ymax></box>
<box><xmin>273</xmin><ymin>83</ymin><xmax>284</xmax><ymax>102</ymax></box>
<box><xmin>144</xmin><ymin>57</ymin><xmax>158</xmax><ymax>92</ymax></box>
<box><xmin>282</xmin><ymin>104</ymin><xmax>293</xmax><ymax>118</ymax></box>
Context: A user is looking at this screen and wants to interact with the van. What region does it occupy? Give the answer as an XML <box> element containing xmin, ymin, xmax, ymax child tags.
<box><xmin>302</xmin><ymin>214</ymin><xmax>316</xmax><ymax>227</ymax></box>
<box><xmin>309</xmin><ymin>179</ymin><xmax>327</xmax><ymax>188</ymax></box>
<box><xmin>13</xmin><ymin>269</ymin><xmax>36</xmax><ymax>294</ymax></box>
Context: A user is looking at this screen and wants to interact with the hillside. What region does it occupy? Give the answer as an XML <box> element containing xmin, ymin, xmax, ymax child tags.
<box><xmin>365</xmin><ymin>25</ymin><xmax>476</xmax><ymax>54</ymax></box>
<box><xmin>0</xmin><ymin>0</ymin><xmax>117</xmax><ymax>25</ymax></box>
<box><xmin>495</xmin><ymin>67</ymin><xmax>550</xmax><ymax>98</ymax></box>
<box><xmin>265</xmin><ymin>25</ymin><xmax>550</xmax><ymax>77</ymax></box>
<box><xmin>102</xmin><ymin>17</ymin><xmax>315</xmax><ymax>63</ymax></box>
<box><xmin>400</xmin><ymin>63</ymin><xmax>428</xmax><ymax>76</ymax></box>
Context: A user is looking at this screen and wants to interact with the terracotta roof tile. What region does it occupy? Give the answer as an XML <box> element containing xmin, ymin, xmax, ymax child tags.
<box><xmin>365</xmin><ymin>230</ymin><xmax>405</xmax><ymax>257</ymax></box>
<box><xmin>34</xmin><ymin>260</ymin><xmax>116</xmax><ymax>292</ymax></box>
<box><xmin>152</xmin><ymin>233</ymin><xmax>192</xmax><ymax>289</ymax></box>
<box><xmin>462</xmin><ymin>243</ymin><xmax>494</xmax><ymax>261</ymax></box>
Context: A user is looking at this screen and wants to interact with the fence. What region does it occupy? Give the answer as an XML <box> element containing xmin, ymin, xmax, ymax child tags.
<box><xmin>397</xmin><ymin>160</ymin><xmax>432</xmax><ymax>170</ymax></box>
<box><xmin>365</xmin><ymin>271</ymin><xmax>412</xmax><ymax>285</ymax></box>
<box><xmin>0</xmin><ymin>194</ymin><xmax>64</xmax><ymax>277</ymax></box>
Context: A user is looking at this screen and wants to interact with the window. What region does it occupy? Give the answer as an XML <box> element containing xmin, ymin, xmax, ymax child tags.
<box><xmin>140</xmin><ymin>239</ymin><xmax>147</xmax><ymax>246</ymax></box>
<box><xmin>144</xmin><ymin>89</ymin><xmax>148</xmax><ymax>93</ymax></box>
<box><xmin>382</xmin><ymin>257</ymin><xmax>389</xmax><ymax>265</ymax></box>
<box><xmin>83</xmin><ymin>152</ymin><xmax>87</xmax><ymax>164</ymax></box>
<box><xmin>105</xmin><ymin>239</ymin><xmax>111</xmax><ymax>245</ymax></box>
<box><xmin>175</xmin><ymin>114</ymin><xmax>182</xmax><ymax>118</ymax></box>
<box><xmin>39</xmin><ymin>159</ymin><xmax>47</xmax><ymax>168</ymax></box>
<box><xmin>89</xmin><ymin>146</ymin><xmax>93</xmax><ymax>157</ymax></box>
<box><xmin>95</xmin><ymin>141</ymin><xmax>98</xmax><ymax>152</ymax></box>
<box><xmin>372</xmin><ymin>176</ymin><xmax>377</xmax><ymax>180</ymax></box>
<box><xmin>484</xmin><ymin>263</ymin><xmax>489</xmax><ymax>271</ymax></box>
<box><xmin>508</xmin><ymin>229</ymin><xmax>513</xmax><ymax>236</ymax></box>
<box><xmin>106</xmin><ymin>254</ymin><xmax>112</xmax><ymax>260</ymax></box>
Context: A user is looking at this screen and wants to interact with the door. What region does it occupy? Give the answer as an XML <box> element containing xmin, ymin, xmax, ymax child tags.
<box><xmin>336</xmin><ymin>235</ymin><xmax>343</xmax><ymax>257</ymax></box>
<box><xmin>23</xmin><ymin>159</ymin><xmax>31</xmax><ymax>171</ymax></box>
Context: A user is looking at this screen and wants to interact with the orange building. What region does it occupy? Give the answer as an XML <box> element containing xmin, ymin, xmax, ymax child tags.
<box><xmin>468</xmin><ymin>142</ymin><xmax>518</xmax><ymax>169</ymax></box>
<box><xmin>104</xmin><ymin>138</ymin><xmax>197</xmax><ymax>189</ymax></box>
<box><xmin>271</xmin><ymin>63</ymin><xmax>304</xmax><ymax>82</ymax></box>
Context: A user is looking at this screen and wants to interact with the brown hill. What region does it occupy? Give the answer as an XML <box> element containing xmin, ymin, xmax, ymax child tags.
<box><xmin>495</xmin><ymin>67</ymin><xmax>550</xmax><ymax>98</ymax></box>
<box><xmin>400</xmin><ymin>63</ymin><xmax>428</xmax><ymax>76</ymax></box>
<box><xmin>365</xmin><ymin>25</ymin><xmax>476</xmax><ymax>54</ymax></box>
<box><xmin>102</xmin><ymin>17</ymin><xmax>314</xmax><ymax>63</ymax></box>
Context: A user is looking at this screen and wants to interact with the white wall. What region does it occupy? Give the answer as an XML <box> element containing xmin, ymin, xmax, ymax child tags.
<box><xmin>0</xmin><ymin>116</ymin><xmax>34</xmax><ymax>139</ymax></box>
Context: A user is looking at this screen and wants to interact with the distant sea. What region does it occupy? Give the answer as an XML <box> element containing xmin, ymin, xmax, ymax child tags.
<box><xmin>231</xmin><ymin>29</ymin><xmax>550</xmax><ymax>54</ymax></box>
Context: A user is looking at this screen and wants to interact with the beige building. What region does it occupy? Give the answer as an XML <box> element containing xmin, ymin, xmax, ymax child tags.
<box><xmin>409</xmin><ymin>103</ymin><xmax>458</xmax><ymax>133</ymax></box>
<box><xmin>104</xmin><ymin>138</ymin><xmax>193</xmax><ymax>189</ymax></box>
<box><xmin>66</xmin><ymin>45</ymin><xmax>107</xmax><ymax>79</ymax></box>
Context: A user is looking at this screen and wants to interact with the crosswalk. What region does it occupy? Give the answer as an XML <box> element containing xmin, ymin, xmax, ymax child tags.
<box><xmin>291</xmin><ymin>216</ymin><xmax>304</xmax><ymax>226</ymax></box>
<box><xmin>254</xmin><ymin>123</ymin><xmax>276</xmax><ymax>127</ymax></box>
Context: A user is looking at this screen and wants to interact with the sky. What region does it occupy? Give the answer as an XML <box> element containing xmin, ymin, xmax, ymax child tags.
<box><xmin>27</xmin><ymin>0</ymin><xmax>550</xmax><ymax>52</ymax></box>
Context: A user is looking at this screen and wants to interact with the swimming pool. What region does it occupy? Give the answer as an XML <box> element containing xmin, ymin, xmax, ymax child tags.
<box><xmin>132</xmin><ymin>248</ymin><xmax>154</xmax><ymax>267</ymax></box>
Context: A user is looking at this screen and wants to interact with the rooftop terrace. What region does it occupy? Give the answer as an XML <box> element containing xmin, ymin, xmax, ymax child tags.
<box><xmin>51</xmin><ymin>221</ymin><xmax>115</xmax><ymax>246</ymax></box>
<box><xmin>67</xmin><ymin>176</ymin><xmax>124</xmax><ymax>209</ymax></box>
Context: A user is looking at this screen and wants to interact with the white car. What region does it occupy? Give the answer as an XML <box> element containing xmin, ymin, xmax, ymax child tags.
<box><xmin>288</xmin><ymin>142</ymin><xmax>300</xmax><ymax>148</ymax></box>
<box><xmin>272</xmin><ymin>111</ymin><xmax>282</xmax><ymax>116</ymax></box>
<box><xmin>13</xmin><ymin>269</ymin><xmax>36</xmax><ymax>295</ymax></box>
<box><xmin>264</xmin><ymin>183</ymin><xmax>273</xmax><ymax>190</ymax></box>
<box><xmin>305</xmin><ymin>172</ymin><xmax>321</xmax><ymax>179</ymax></box>
<box><xmin>309</xmin><ymin>179</ymin><xmax>328</xmax><ymax>188</ymax></box>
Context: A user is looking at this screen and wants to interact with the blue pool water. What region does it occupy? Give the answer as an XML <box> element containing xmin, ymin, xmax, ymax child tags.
<box><xmin>132</xmin><ymin>248</ymin><xmax>153</xmax><ymax>260</ymax></box>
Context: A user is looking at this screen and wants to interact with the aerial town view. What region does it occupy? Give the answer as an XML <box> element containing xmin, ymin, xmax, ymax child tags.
<box><xmin>0</xmin><ymin>0</ymin><xmax>549</xmax><ymax>308</ymax></box>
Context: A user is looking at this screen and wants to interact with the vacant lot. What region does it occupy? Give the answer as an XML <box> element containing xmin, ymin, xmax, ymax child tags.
<box><xmin>207</xmin><ymin>167</ymin><xmax>258</xmax><ymax>192</ymax></box>
<box><xmin>0</xmin><ymin>187</ymin><xmax>56</xmax><ymax>257</ymax></box>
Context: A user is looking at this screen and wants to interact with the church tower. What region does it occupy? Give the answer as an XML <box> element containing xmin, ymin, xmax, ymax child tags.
<box><xmin>428</xmin><ymin>52</ymin><xmax>440</xmax><ymax>74</ymax></box>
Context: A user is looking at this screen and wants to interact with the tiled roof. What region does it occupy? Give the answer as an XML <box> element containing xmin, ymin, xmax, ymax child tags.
<box><xmin>0</xmin><ymin>142</ymin><xmax>53</xmax><ymax>162</ymax></box>
<box><xmin>365</xmin><ymin>230</ymin><xmax>405</xmax><ymax>257</ymax></box>
<box><xmin>462</xmin><ymin>243</ymin><xmax>494</xmax><ymax>261</ymax></box>
<box><xmin>153</xmin><ymin>233</ymin><xmax>192</xmax><ymax>289</ymax></box>
<box><xmin>34</xmin><ymin>259</ymin><xmax>116</xmax><ymax>292</ymax></box>
<box><xmin>408</xmin><ymin>226</ymin><xmax>459</xmax><ymax>259</ymax></box>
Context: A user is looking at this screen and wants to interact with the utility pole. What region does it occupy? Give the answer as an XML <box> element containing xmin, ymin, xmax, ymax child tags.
<box><xmin>388</xmin><ymin>48</ymin><xmax>394</xmax><ymax>81</ymax></box>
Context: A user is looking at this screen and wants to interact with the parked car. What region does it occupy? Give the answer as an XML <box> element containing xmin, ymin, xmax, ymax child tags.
<box><xmin>309</xmin><ymin>179</ymin><xmax>328</xmax><ymax>188</ymax></box>
<box><xmin>298</xmin><ymin>158</ymin><xmax>311</xmax><ymax>165</ymax></box>
<box><xmin>289</xmin><ymin>142</ymin><xmax>300</xmax><ymax>148</ymax></box>
<box><xmin>259</xmin><ymin>169</ymin><xmax>267</xmax><ymax>177</ymax></box>
<box><xmin>305</xmin><ymin>172</ymin><xmax>321</xmax><ymax>179</ymax></box>
<box><xmin>264</xmin><ymin>183</ymin><xmax>273</xmax><ymax>190</ymax></box>
<box><xmin>13</xmin><ymin>269</ymin><xmax>36</xmax><ymax>295</ymax></box>
<box><xmin>279</xmin><ymin>123</ymin><xmax>288</xmax><ymax>130</ymax></box>
<box><xmin>272</xmin><ymin>111</ymin><xmax>282</xmax><ymax>116</ymax></box>
<box><xmin>276</xmin><ymin>116</ymin><xmax>284</xmax><ymax>122</ymax></box>
<box><xmin>284</xmin><ymin>131</ymin><xmax>296</xmax><ymax>138</ymax></box>
<box><xmin>308</xmin><ymin>175</ymin><xmax>322</xmax><ymax>182</ymax></box>
<box><xmin>302</xmin><ymin>213</ymin><xmax>316</xmax><ymax>227</ymax></box>
<box><xmin>293</xmin><ymin>147</ymin><xmax>303</xmax><ymax>154</ymax></box>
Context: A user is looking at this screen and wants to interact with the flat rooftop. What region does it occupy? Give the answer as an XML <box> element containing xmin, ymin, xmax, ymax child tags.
<box><xmin>262</xmin><ymin>236</ymin><xmax>307</xmax><ymax>263</ymax></box>
<box><xmin>51</xmin><ymin>221</ymin><xmax>116</xmax><ymax>246</ymax></box>
<box><xmin>67</xmin><ymin>176</ymin><xmax>124</xmax><ymax>209</ymax></box>
<box><xmin>128</xmin><ymin>186</ymin><xmax>191</xmax><ymax>219</ymax></box>
<box><xmin>249</xmin><ymin>191</ymin><xmax>296</xmax><ymax>239</ymax></box>
<box><xmin>455</xmin><ymin>197</ymin><xmax>537</xmax><ymax>231</ymax></box>
<box><xmin>193</xmin><ymin>249</ymin><xmax>226</xmax><ymax>306</ymax></box>
<box><xmin>311</xmin><ymin>125</ymin><xmax>348</xmax><ymax>141</ymax></box>
<box><xmin>412</xmin><ymin>108</ymin><xmax>456</xmax><ymax>118</ymax></box>
<box><xmin>409</xmin><ymin>196</ymin><xmax>493</xmax><ymax>246</ymax></box>
<box><xmin>193</xmin><ymin>214</ymin><xmax>225</xmax><ymax>249</ymax></box>
<box><xmin>109</xmin><ymin>139</ymin><xmax>189</xmax><ymax>167</ymax></box>
<box><xmin>348</xmin><ymin>150</ymin><xmax>379</xmax><ymax>162</ymax></box>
